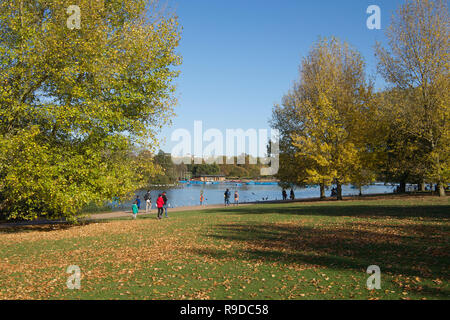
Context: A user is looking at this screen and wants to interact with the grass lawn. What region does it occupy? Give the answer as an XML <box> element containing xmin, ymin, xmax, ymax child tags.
<box><xmin>0</xmin><ymin>196</ymin><xmax>449</xmax><ymax>300</ymax></box>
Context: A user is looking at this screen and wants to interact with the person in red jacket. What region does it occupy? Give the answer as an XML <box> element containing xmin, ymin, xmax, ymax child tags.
<box><xmin>156</xmin><ymin>194</ymin><xmax>164</xmax><ymax>220</ymax></box>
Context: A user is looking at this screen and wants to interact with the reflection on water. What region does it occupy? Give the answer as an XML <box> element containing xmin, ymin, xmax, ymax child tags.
<box><xmin>110</xmin><ymin>183</ymin><xmax>396</xmax><ymax>211</ymax></box>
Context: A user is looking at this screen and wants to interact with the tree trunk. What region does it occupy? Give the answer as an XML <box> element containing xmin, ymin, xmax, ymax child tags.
<box><xmin>359</xmin><ymin>186</ymin><xmax>362</xmax><ymax>197</ymax></box>
<box><xmin>433</xmin><ymin>144</ymin><xmax>446</xmax><ymax>197</ymax></box>
<box><xmin>419</xmin><ymin>181</ymin><xmax>426</xmax><ymax>192</ymax></box>
<box><xmin>399</xmin><ymin>181</ymin><xmax>406</xmax><ymax>193</ymax></box>
<box><xmin>438</xmin><ymin>182</ymin><xmax>446</xmax><ymax>197</ymax></box>
<box><xmin>320</xmin><ymin>183</ymin><xmax>326</xmax><ymax>200</ymax></box>
<box><xmin>336</xmin><ymin>181</ymin><xmax>343</xmax><ymax>201</ymax></box>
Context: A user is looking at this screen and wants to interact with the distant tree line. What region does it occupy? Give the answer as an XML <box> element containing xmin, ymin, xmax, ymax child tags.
<box><xmin>149</xmin><ymin>152</ymin><xmax>272</xmax><ymax>185</ymax></box>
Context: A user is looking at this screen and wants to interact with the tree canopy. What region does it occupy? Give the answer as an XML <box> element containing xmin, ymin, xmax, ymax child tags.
<box><xmin>0</xmin><ymin>0</ymin><xmax>182</xmax><ymax>220</ymax></box>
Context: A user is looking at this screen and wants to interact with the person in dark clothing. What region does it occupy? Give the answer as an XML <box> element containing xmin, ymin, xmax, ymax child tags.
<box><xmin>135</xmin><ymin>195</ymin><xmax>141</xmax><ymax>209</ymax></box>
<box><xmin>331</xmin><ymin>187</ymin><xmax>337</xmax><ymax>197</ymax></box>
<box><xmin>224</xmin><ymin>189</ymin><xmax>231</xmax><ymax>206</ymax></box>
<box><xmin>290</xmin><ymin>189</ymin><xmax>295</xmax><ymax>200</ymax></box>
<box><xmin>162</xmin><ymin>192</ymin><xmax>168</xmax><ymax>218</ymax></box>
<box><xmin>282</xmin><ymin>190</ymin><xmax>287</xmax><ymax>201</ymax></box>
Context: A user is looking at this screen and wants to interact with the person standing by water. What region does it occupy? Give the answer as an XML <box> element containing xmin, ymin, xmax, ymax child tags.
<box><xmin>224</xmin><ymin>189</ymin><xmax>231</xmax><ymax>206</ymax></box>
<box><xmin>156</xmin><ymin>194</ymin><xmax>164</xmax><ymax>220</ymax></box>
<box><xmin>290</xmin><ymin>189</ymin><xmax>295</xmax><ymax>200</ymax></box>
<box><xmin>200</xmin><ymin>191</ymin><xmax>205</xmax><ymax>206</ymax></box>
<box><xmin>144</xmin><ymin>191</ymin><xmax>152</xmax><ymax>213</ymax></box>
<box><xmin>162</xmin><ymin>192</ymin><xmax>169</xmax><ymax>218</ymax></box>
<box><xmin>132</xmin><ymin>200</ymin><xmax>139</xmax><ymax>220</ymax></box>
<box><xmin>234</xmin><ymin>190</ymin><xmax>239</xmax><ymax>206</ymax></box>
<box><xmin>282</xmin><ymin>189</ymin><xmax>287</xmax><ymax>201</ymax></box>
<box><xmin>135</xmin><ymin>195</ymin><xmax>141</xmax><ymax>210</ymax></box>
<box><xmin>331</xmin><ymin>187</ymin><xmax>337</xmax><ymax>197</ymax></box>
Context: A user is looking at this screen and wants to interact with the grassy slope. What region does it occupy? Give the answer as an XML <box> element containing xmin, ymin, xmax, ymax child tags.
<box><xmin>0</xmin><ymin>196</ymin><xmax>448</xmax><ymax>300</ymax></box>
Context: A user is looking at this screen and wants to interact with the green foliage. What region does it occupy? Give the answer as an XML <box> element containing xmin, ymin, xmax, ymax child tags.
<box><xmin>0</xmin><ymin>0</ymin><xmax>181</xmax><ymax>220</ymax></box>
<box><xmin>188</xmin><ymin>163</ymin><xmax>221</xmax><ymax>177</ymax></box>
<box><xmin>151</xmin><ymin>150</ymin><xmax>180</xmax><ymax>185</ymax></box>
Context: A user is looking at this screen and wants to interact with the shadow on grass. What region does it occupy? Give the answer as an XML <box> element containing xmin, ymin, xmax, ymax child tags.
<box><xmin>218</xmin><ymin>203</ymin><xmax>450</xmax><ymax>220</ymax></box>
<box><xmin>0</xmin><ymin>219</ymin><xmax>111</xmax><ymax>235</ymax></box>
<box><xmin>191</xmin><ymin>221</ymin><xmax>449</xmax><ymax>297</ymax></box>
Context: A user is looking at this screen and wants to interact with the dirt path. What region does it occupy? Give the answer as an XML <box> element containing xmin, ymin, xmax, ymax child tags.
<box><xmin>0</xmin><ymin>202</ymin><xmax>254</xmax><ymax>228</ymax></box>
<box><xmin>88</xmin><ymin>203</ymin><xmax>253</xmax><ymax>220</ymax></box>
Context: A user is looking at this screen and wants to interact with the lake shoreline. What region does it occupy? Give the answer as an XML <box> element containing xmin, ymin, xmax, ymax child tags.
<box><xmin>2</xmin><ymin>192</ymin><xmax>446</xmax><ymax>228</ymax></box>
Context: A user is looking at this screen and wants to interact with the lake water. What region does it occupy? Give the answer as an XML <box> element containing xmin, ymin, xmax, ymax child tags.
<box><xmin>110</xmin><ymin>183</ymin><xmax>396</xmax><ymax>211</ymax></box>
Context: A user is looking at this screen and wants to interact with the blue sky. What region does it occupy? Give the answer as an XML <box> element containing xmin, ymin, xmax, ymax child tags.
<box><xmin>158</xmin><ymin>0</ymin><xmax>405</xmax><ymax>153</ymax></box>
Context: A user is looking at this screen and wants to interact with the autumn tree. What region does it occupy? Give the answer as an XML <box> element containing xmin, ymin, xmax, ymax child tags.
<box><xmin>373</xmin><ymin>89</ymin><xmax>433</xmax><ymax>192</ymax></box>
<box><xmin>0</xmin><ymin>0</ymin><xmax>181</xmax><ymax>220</ymax></box>
<box><xmin>376</xmin><ymin>0</ymin><xmax>449</xmax><ymax>196</ymax></box>
<box><xmin>270</xmin><ymin>101</ymin><xmax>315</xmax><ymax>195</ymax></box>
<box><xmin>275</xmin><ymin>38</ymin><xmax>373</xmax><ymax>200</ymax></box>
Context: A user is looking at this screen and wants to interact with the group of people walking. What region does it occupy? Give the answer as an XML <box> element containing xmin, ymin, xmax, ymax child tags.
<box><xmin>131</xmin><ymin>191</ymin><xmax>169</xmax><ymax>220</ymax></box>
